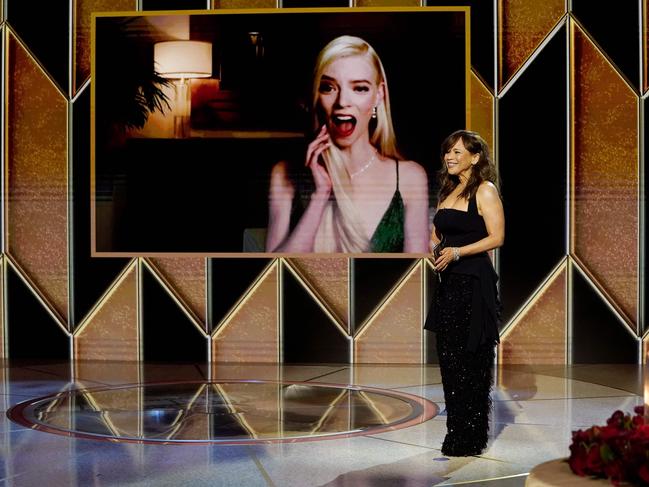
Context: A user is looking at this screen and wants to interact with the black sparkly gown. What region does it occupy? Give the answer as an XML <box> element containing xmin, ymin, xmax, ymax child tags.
<box><xmin>424</xmin><ymin>194</ymin><xmax>501</xmax><ymax>457</ymax></box>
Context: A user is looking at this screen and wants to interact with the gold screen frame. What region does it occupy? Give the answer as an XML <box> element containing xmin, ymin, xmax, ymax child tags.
<box><xmin>90</xmin><ymin>6</ymin><xmax>471</xmax><ymax>258</ymax></box>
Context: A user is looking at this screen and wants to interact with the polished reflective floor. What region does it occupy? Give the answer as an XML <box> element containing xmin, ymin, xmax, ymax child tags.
<box><xmin>1</xmin><ymin>362</ymin><xmax>644</xmax><ymax>486</ymax></box>
<box><xmin>8</xmin><ymin>380</ymin><xmax>436</xmax><ymax>443</ymax></box>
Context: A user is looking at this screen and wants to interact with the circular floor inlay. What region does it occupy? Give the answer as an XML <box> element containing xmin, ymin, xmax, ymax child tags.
<box><xmin>7</xmin><ymin>380</ymin><xmax>438</xmax><ymax>444</ymax></box>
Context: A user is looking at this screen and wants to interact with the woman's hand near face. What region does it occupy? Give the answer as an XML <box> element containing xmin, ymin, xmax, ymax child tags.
<box><xmin>266</xmin><ymin>126</ymin><xmax>334</xmax><ymax>252</ymax></box>
<box><xmin>306</xmin><ymin>125</ymin><xmax>332</xmax><ymax>199</ymax></box>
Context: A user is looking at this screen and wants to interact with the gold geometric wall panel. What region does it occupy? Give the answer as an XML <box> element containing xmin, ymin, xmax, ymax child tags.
<box><xmin>641</xmin><ymin>0</ymin><xmax>649</xmax><ymax>92</ymax></box>
<box><xmin>148</xmin><ymin>257</ymin><xmax>207</xmax><ymax>329</ymax></box>
<box><xmin>212</xmin><ymin>261</ymin><xmax>278</xmax><ymax>362</ymax></box>
<box><xmin>5</xmin><ymin>30</ymin><xmax>69</xmax><ymax>324</ymax></box>
<box><xmin>213</xmin><ymin>0</ymin><xmax>276</xmax><ymax>8</ymax></box>
<box><xmin>0</xmin><ymin>259</ymin><xmax>4</xmax><ymax>360</ymax></box>
<box><xmin>499</xmin><ymin>262</ymin><xmax>566</xmax><ymax>365</ymax></box>
<box><xmin>73</xmin><ymin>0</ymin><xmax>136</xmax><ymax>94</ymax></box>
<box><xmin>289</xmin><ymin>258</ymin><xmax>349</xmax><ymax>331</ymax></box>
<box><xmin>355</xmin><ymin>0</ymin><xmax>421</xmax><ymax>6</ymax></box>
<box><xmin>498</xmin><ymin>0</ymin><xmax>565</xmax><ymax>89</ymax></box>
<box><xmin>74</xmin><ymin>261</ymin><xmax>139</xmax><ymax>362</ymax></box>
<box><xmin>354</xmin><ymin>262</ymin><xmax>422</xmax><ymax>363</ymax></box>
<box><xmin>571</xmin><ymin>21</ymin><xmax>638</xmax><ymax>329</ymax></box>
<box><xmin>470</xmin><ymin>70</ymin><xmax>494</xmax><ymax>150</ymax></box>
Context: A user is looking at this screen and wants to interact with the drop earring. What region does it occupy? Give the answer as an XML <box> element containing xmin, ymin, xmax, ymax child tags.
<box><xmin>372</xmin><ymin>106</ymin><xmax>377</xmax><ymax>119</ymax></box>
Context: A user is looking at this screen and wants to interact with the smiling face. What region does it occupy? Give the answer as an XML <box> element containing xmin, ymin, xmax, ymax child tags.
<box><xmin>444</xmin><ymin>138</ymin><xmax>479</xmax><ymax>181</ymax></box>
<box><xmin>317</xmin><ymin>55</ymin><xmax>384</xmax><ymax>148</ymax></box>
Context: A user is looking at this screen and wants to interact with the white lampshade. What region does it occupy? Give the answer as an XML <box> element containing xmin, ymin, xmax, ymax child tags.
<box><xmin>154</xmin><ymin>40</ymin><xmax>212</xmax><ymax>79</ymax></box>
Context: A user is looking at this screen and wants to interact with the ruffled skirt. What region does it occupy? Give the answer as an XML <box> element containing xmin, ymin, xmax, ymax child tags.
<box><xmin>434</xmin><ymin>272</ymin><xmax>496</xmax><ymax>456</ymax></box>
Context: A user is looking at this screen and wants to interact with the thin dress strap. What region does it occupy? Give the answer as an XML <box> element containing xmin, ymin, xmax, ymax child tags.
<box><xmin>468</xmin><ymin>192</ymin><xmax>478</xmax><ymax>214</ymax></box>
<box><xmin>395</xmin><ymin>159</ymin><xmax>400</xmax><ymax>190</ymax></box>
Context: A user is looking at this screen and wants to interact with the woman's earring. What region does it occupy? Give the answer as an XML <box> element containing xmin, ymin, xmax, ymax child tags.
<box><xmin>372</xmin><ymin>106</ymin><xmax>377</xmax><ymax>119</ymax></box>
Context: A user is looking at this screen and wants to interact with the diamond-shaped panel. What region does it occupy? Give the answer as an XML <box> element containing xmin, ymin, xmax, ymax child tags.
<box><xmin>355</xmin><ymin>262</ymin><xmax>423</xmax><ymax>363</ymax></box>
<box><xmin>290</xmin><ymin>258</ymin><xmax>349</xmax><ymax>332</ymax></box>
<box><xmin>6</xmin><ymin>0</ymin><xmax>69</xmax><ymax>93</ymax></box>
<box><xmin>283</xmin><ymin>262</ymin><xmax>350</xmax><ymax>363</ymax></box>
<box><xmin>356</xmin><ymin>0</ymin><xmax>419</xmax><ymax>5</ymax></box>
<box><xmin>213</xmin><ymin>0</ymin><xmax>276</xmax><ymax>7</ymax></box>
<box><xmin>141</xmin><ymin>262</ymin><xmax>207</xmax><ymax>363</ymax></box>
<box><xmin>352</xmin><ymin>259</ymin><xmax>415</xmax><ymax>332</ymax></box>
<box><xmin>6</xmin><ymin>30</ymin><xmax>69</xmax><ymax>323</ymax></box>
<box><xmin>212</xmin><ymin>261</ymin><xmax>278</xmax><ymax>363</ymax></box>
<box><xmin>73</xmin><ymin>0</ymin><xmax>136</xmax><ymax>94</ymax></box>
<box><xmin>571</xmin><ymin>21</ymin><xmax>638</xmax><ymax>328</ymax></box>
<box><xmin>499</xmin><ymin>0</ymin><xmax>565</xmax><ymax>89</ymax></box>
<box><xmin>149</xmin><ymin>257</ymin><xmax>207</xmax><ymax>329</ymax></box>
<box><xmin>498</xmin><ymin>24</ymin><xmax>567</xmax><ymax>325</ymax></box>
<box><xmin>470</xmin><ymin>70</ymin><xmax>494</xmax><ymax>150</ymax></box>
<box><xmin>6</xmin><ymin>261</ymin><xmax>70</xmax><ymax>361</ymax></box>
<box><xmin>141</xmin><ymin>0</ymin><xmax>208</xmax><ymax>9</ymax></box>
<box><xmin>74</xmin><ymin>261</ymin><xmax>139</xmax><ymax>362</ymax></box>
<box><xmin>499</xmin><ymin>262</ymin><xmax>566</xmax><ymax>365</ymax></box>
<box><xmin>211</xmin><ymin>259</ymin><xmax>272</xmax><ymax>327</ymax></box>
<box><xmin>281</xmin><ymin>0</ymin><xmax>349</xmax><ymax>7</ymax></box>
<box><xmin>571</xmin><ymin>262</ymin><xmax>638</xmax><ymax>364</ymax></box>
<box><xmin>572</xmin><ymin>0</ymin><xmax>640</xmax><ymax>90</ymax></box>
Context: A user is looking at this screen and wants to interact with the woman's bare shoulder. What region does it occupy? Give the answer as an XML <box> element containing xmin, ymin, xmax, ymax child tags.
<box><xmin>398</xmin><ymin>160</ymin><xmax>428</xmax><ymax>189</ymax></box>
<box><xmin>398</xmin><ymin>160</ymin><xmax>427</xmax><ymax>178</ymax></box>
<box><xmin>477</xmin><ymin>181</ymin><xmax>500</xmax><ymax>200</ymax></box>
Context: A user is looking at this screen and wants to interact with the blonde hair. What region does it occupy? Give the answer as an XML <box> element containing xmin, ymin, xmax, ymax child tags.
<box><xmin>311</xmin><ymin>35</ymin><xmax>401</xmax><ymax>252</ymax></box>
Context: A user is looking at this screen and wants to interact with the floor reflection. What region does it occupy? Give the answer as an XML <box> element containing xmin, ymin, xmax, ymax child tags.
<box><xmin>8</xmin><ymin>380</ymin><xmax>437</xmax><ymax>443</ymax></box>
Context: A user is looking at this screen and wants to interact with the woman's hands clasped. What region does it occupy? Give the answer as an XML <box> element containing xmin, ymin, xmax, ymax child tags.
<box><xmin>306</xmin><ymin>125</ymin><xmax>333</xmax><ymax>200</ymax></box>
<box><xmin>434</xmin><ymin>247</ymin><xmax>459</xmax><ymax>272</ymax></box>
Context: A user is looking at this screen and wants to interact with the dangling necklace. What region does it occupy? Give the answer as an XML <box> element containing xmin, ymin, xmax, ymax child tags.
<box><xmin>349</xmin><ymin>150</ymin><xmax>377</xmax><ymax>179</ymax></box>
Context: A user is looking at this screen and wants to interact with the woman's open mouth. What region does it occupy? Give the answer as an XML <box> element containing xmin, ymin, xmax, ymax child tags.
<box><xmin>330</xmin><ymin>114</ymin><xmax>356</xmax><ymax>138</ymax></box>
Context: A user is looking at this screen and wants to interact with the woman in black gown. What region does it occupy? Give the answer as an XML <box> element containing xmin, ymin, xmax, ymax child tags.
<box><xmin>424</xmin><ymin>130</ymin><xmax>504</xmax><ymax>457</ymax></box>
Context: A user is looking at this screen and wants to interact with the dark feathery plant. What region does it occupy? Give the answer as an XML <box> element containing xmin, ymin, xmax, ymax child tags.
<box><xmin>96</xmin><ymin>17</ymin><xmax>172</xmax><ymax>143</ymax></box>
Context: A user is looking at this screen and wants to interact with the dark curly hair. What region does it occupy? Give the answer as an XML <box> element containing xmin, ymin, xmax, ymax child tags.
<box><xmin>437</xmin><ymin>130</ymin><xmax>499</xmax><ymax>204</ymax></box>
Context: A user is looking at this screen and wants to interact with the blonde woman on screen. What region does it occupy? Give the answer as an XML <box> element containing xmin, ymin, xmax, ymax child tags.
<box><xmin>266</xmin><ymin>35</ymin><xmax>429</xmax><ymax>253</ymax></box>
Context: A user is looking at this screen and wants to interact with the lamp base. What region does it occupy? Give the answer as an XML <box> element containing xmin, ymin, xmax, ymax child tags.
<box><xmin>172</xmin><ymin>79</ymin><xmax>191</xmax><ymax>138</ymax></box>
<box><xmin>174</xmin><ymin>115</ymin><xmax>190</xmax><ymax>138</ymax></box>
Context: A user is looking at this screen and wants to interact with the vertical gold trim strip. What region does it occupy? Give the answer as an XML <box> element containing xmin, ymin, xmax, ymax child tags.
<box><xmin>1</xmin><ymin>256</ymin><xmax>6</xmax><ymax>359</ymax></box>
<box><xmin>277</xmin><ymin>258</ymin><xmax>283</xmax><ymax>363</ymax></box>
<box><xmin>497</xmin><ymin>0</ymin><xmax>503</xmax><ymax>92</ymax></box>
<box><xmin>465</xmin><ymin>6</ymin><xmax>471</xmax><ymax>128</ymax></box>
<box><xmin>137</xmin><ymin>258</ymin><xmax>142</xmax><ymax>362</ymax></box>
<box><xmin>1</xmin><ymin>25</ymin><xmax>5</xmax><ymax>255</ymax></box>
<box><xmin>69</xmin><ymin>0</ymin><xmax>74</xmax><ymax>96</ymax></box>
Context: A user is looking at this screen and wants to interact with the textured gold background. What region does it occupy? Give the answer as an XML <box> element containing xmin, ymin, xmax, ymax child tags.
<box><xmin>0</xmin><ymin>2</ymin><xmax>642</xmax><ymax>365</ymax></box>
<box><xmin>498</xmin><ymin>0</ymin><xmax>565</xmax><ymax>88</ymax></box>
<box><xmin>571</xmin><ymin>21</ymin><xmax>638</xmax><ymax>331</ymax></box>
<box><xmin>6</xmin><ymin>31</ymin><xmax>69</xmax><ymax>324</ymax></box>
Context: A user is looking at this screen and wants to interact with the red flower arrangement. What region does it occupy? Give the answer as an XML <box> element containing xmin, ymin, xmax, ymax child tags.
<box><xmin>568</xmin><ymin>406</ymin><xmax>649</xmax><ymax>485</ymax></box>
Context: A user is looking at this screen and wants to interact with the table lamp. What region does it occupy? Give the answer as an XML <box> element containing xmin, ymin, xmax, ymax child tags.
<box><xmin>154</xmin><ymin>40</ymin><xmax>212</xmax><ymax>138</ymax></box>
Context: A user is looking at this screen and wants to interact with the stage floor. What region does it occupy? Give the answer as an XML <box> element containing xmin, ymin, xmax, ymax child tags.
<box><xmin>0</xmin><ymin>362</ymin><xmax>643</xmax><ymax>486</ymax></box>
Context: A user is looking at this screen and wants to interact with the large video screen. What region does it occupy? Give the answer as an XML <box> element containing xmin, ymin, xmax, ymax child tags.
<box><xmin>92</xmin><ymin>7</ymin><xmax>469</xmax><ymax>256</ymax></box>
